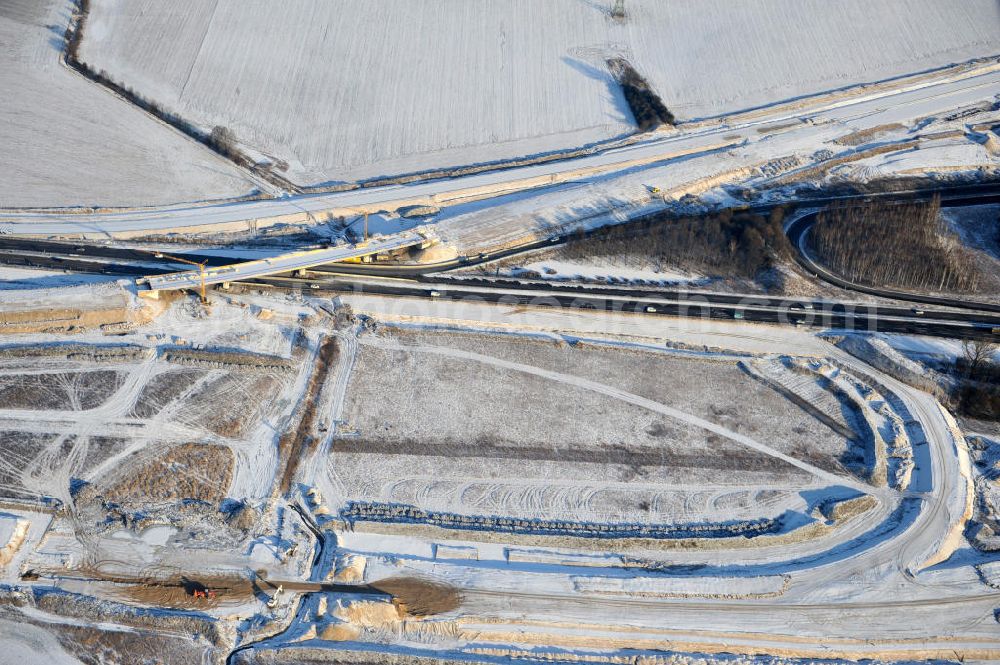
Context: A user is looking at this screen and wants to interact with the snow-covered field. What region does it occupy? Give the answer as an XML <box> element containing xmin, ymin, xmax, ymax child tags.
<box><xmin>0</xmin><ymin>0</ymin><xmax>255</xmax><ymax>208</ymax></box>
<box><xmin>328</xmin><ymin>328</ymin><xmax>864</xmax><ymax>536</ymax></box>
<box><xmin>79</xmin><ymin>0</ymin><xmax>1000</xmax><ymax>186</ymax></box>
<box><xmin>626</xmin><ymin>1</ymin><xmax>1000</xmax><ymax>120</ymax></box>
<box><xmin>79</xmin><ymin>0</ymin><xmax>633</xmax><ymax>185</ymax></box>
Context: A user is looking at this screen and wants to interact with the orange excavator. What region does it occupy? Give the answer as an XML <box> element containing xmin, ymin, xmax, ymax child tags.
<box><xmin>182</xmin><ymin>576</ymin><xmax>218</xmax><ymax>600</ymax></box>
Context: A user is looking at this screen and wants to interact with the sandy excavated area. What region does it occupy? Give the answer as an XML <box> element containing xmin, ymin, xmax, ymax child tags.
<box><xmin>79</xmin><ymin>0</ymin><xmax>1000</xmax><ymax>186</ymax></box>
<box><xmin>0</xmin><ymin>0</ymin><xmax>254</xmax><ymax>208</ymax></box>
<box><xmin>332</xmin><ymin>329</ymin><xmax>863</xmax><ymax>528</ymax></box>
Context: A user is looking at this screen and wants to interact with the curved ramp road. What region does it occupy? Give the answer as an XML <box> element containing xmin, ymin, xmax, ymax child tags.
<box><xmin>785</xmin><ymin>197</ymin><xmax>1000</xmax><ymax>314</ymax></box>
<box><xmin>230</xmin><ymin>329</ymin><xmax>985</xmax><ymax>663</ymax></box>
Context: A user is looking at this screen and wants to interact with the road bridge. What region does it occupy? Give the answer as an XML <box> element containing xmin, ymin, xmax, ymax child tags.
<box><xmin>137</xmin><ymin>228</ymin><xmax>435</xmax><ymax>295</ymax></box>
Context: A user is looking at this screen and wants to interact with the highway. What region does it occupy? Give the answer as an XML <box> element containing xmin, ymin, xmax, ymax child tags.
<box><xmin>236</xmin><ymin>274</ymin><xmax>1000</xmax><ymax>340</ymax></box>
<box><xmin>1</xmin><ymin>207</ymin><xmax>997</xmax><ymax>340</ymax></box>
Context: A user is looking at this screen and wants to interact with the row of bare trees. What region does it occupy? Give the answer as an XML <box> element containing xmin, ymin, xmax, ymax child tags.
<box><xmin>58</xmin><ymin>0</ymin><xmax>297</xmax><ymax>192</ymax></box>
<box><xmin>63</xmin><ymin>0</ymin><xmax>89</xmax><ymax>63</ymax></box>
<box><xmin>810</xmin><ymin>196</ymin><xmax>981</xmax><ymax>293</ymax></box>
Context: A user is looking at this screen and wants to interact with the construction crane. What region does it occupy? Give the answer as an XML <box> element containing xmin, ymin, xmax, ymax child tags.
<box><xmin>153</xmin><ymin>251</ymin><xmax>209</xmax><ymax>303</ymax></box>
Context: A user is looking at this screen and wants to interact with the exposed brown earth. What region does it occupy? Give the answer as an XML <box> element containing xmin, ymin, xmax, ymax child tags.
<box><xmin>369</xmin><ymin>577</ymin><xmax>463</xmax><ymax>617</ymax></box>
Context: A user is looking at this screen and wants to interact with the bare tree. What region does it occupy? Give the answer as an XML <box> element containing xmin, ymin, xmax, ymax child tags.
<box><xmin>962</xmin><ymin>339</ymin><xmax>998</xmax><ymax>380</ymax></box>
<box><xmin>209</xmin><ymin>126</ymin><xmax>238</xmax><ymax>159</ymax></box>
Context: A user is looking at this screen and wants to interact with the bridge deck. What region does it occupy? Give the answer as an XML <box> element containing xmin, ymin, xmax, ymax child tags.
<box><xmin>139</xmin><ymin>229</ymin><xmax>432</xmax><ymax>291</ymax></box>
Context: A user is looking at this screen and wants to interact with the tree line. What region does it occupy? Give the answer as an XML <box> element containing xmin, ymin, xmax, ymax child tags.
<box><xmin>59</xmin><ymin>0</ymin><xmax>295</xmax><ymax>193</ymax></box>
<box><xmin>810</xmin><ymin>196</ymin><xmax>981</xmax><ymax>293</ymax></box>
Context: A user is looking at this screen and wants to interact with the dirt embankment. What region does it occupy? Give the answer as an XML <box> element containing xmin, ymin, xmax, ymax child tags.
<box><xmin>0</xmin><ymin>304</ymin><xmax>155</xmax><ymax>335</ymax></box>
<box><xmin>160</xmin><ymin>347</ymin><xmax>293</xmax><ymax>372</ymax></box>
<box><xmin>119</xmin><ymin>572</ymin><xmax>254</xmax><ymax>610</ymax></box>
<box><xmin>0</xmin><ymin>286</ymin><xmax>174</xmax><ymax>336</ymax></box>
<box><xmin>268</xmin><ymin>575</ymin><xmax>462</xmax><ymax>618</ymax></box>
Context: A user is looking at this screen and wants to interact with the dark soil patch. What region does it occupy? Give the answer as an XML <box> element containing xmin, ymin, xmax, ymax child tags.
<box><xmin>369</xmin><ymin>577</ymin><xmax>462</xmax><ymax>617</ymax></box>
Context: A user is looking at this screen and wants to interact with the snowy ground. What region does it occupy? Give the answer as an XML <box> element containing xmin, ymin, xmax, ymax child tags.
<box><xmin>2</xmin><ymin>0</ymin><xmax>998</xmax><ymax>659</ymax></box>
<box><xmin>0</xmin><ymin>294</ymin><xmax>331</xmax><ymax>641</ymax></box>
<box><xmin>494</xmin><ymin>257</ymin><xmax>707</xmax><ymax>286</ymax></box>
<box><xmin>2</xmin><ymin>55</ymin><xmax>996</xmax><ymax>244</ymax></box>
<box><xmin>0</xmin><ymin>0</ymin><xmax>256</xmax><ymax>208</ymax></box>
<box><xmin>944</xmin><ymin>203</ymin><xmax>1000</xmax><ymax>259</ymax></box>
<box><xmin>0</xmin><ymin>288</ymin><xmax>988</xmax><ymax>663</ymax></box>
<box><xmin>0</xmin><ymin>266</ymin><xmax>121</xmax><ymax>290</ymax></box>
<box><xmin>315</xmin><ymin>326</ymin><xmax>889</xmax><ymax>555</ymax></box>
<box><xmin>78</xmin><ymin>0</ymin><xmax>1000</xmax><ymax>187</ymax></box>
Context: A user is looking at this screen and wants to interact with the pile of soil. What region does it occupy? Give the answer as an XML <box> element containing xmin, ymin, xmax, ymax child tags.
<box><xmin>369</xmin><ymin>577</ymin><xmax>462</xmax><ymax>617</ymax></box>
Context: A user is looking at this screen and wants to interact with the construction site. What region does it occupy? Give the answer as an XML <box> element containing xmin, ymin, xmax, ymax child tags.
<box><xmin>1</xmin><ymin>0</ymin><xmax>1000</xmax><ymax>663</ymax></box>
